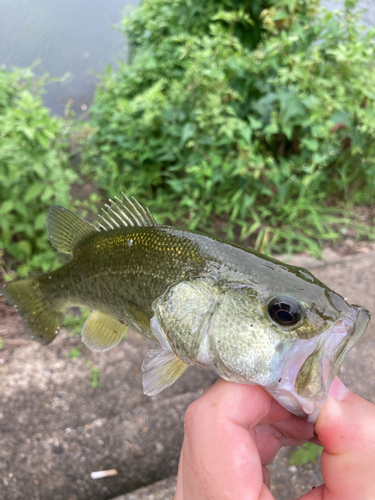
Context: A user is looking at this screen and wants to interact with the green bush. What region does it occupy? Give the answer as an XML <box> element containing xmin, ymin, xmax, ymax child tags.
<box><xmin>0</xmin><ymin>67</ymin><xmax>78</xmax><ymax>276</ymax></box>
<box><xmin>85</xmin><ymin>0</ymin><xmax>375</xmax><ymax>254</ymax></box>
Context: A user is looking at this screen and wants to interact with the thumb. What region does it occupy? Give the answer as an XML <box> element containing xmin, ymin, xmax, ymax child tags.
<box><xmin>302</xmin><ymin>377</ymin><xmax>375</xmax><ymax>500</ymax></box>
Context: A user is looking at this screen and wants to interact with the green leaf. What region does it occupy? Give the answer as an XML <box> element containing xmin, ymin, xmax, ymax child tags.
<box><xmin>301</xmin><ymin>138</ymin><xmax>319</xmax><ymax>152</ymax></box>
<box><xmin>25</xmin><ymin>182</ymin><xmax>44</xmax><ymax>203</ymax></box>
<box><xmin>22</xmin><ymin>127</ymin><xmax>35</xmax><ymax>140</ymax></box>
<box><xmin>37</xmin><ymin>133</ymin><xmax>50</xmax><ymax>149</ymax></box>
<box><xmin>34</xmin><ymin>212</ymin><xmax>47</xmax><ymax>230</ymax></box>
<box><xmin>16</xmin><ymin>240</ymin><xmax>32</xmax><ymax>256</ymax></box>
<box><xmin>179</xmin><ymin>123</ymin><xmax>196</xmax><ymax>148</ymax></box>
<box><xmin>238</xmin><ymin>126</ymin><xmax>251</xmax><ymax>143</ymax></box>
<box><xmin>0</xmin><ymin>200</ymin><xmax>14</xmax><ymax>216</ymax></box>
<box><xmin>248</xmin><ymin>117</ymin><xmax>262</xmax><ymax>130</ymax></box>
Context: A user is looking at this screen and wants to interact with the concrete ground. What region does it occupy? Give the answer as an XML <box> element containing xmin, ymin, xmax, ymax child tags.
<box><xmin>1</xmin><ymin>247</ymin><xmax>374</xmax><ymax>500</ymax></box>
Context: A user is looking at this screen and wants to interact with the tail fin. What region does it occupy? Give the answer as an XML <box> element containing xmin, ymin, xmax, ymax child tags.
<box><xmin>2</xmin><ymin>278</ymin><xmax>64</xmax><ymax>345</ymax></box>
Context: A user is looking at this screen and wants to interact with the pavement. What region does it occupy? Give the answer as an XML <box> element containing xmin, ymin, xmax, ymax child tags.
<box><xmin>0</xmin><ymin>247</ymin><xmax>374</xmax><ymax>500</ymax></box>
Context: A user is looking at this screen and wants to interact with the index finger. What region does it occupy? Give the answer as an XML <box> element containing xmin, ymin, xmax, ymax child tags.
<box><xmin>176</xmin><ymin>379</ymin><xmax>276</xmax><ymax>500</ymax></box>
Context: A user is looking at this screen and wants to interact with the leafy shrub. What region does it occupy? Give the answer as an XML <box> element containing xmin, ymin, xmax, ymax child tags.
<box><xmin>85</xmin><ymin>0</ymin><xmax>375</xmax><ymax>254</ymax></box>
<box><xmin>0</xmin><ymin>67</ymin><xmax>79</xmax><ymax>275</ymax></box>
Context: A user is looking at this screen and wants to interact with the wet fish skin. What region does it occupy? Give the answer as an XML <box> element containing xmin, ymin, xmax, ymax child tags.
<box><xmin>1</xmin><ymin>195</ymin><xmax>370</xmax><ymax>421</ymax></box>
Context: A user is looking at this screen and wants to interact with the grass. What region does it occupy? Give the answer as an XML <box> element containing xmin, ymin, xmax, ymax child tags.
<box><xmin>85</xmin><ymin>361</ymin><xmax>101</xmax><ymax>388</ymax></box>
<box><xmin>90</xmin><ymin>366</ymin><xmax>101</xmax><ymax>388</ymax></box>
<box><xmin>66</xmin><ymin>347</ymin><xmax>82</xmax><ymax>360</ymax></box>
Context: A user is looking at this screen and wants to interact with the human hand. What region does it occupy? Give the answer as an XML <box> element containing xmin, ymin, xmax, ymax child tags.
<box><xmin>174</xmin><ymin>377</ymin><xmax>375</xmax><ymax>499</ymax></box>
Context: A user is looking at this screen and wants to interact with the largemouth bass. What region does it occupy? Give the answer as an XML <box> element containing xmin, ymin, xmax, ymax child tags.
<box><xmin>2</xmin><ymin>194</ymin><xmax>370</xmax><ymax>421</ymax></box>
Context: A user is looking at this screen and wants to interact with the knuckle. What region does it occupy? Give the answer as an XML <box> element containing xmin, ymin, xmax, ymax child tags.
<box><xmin>184</xmin><ymin>398</ymin><xmax>206</xmax><ymax>434</ymax></box>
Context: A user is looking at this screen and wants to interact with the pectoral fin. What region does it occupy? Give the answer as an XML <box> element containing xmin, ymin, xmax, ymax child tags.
<box><xmin>82</xmin><ymin>311</ymin><xmax>127</xmax><ymax>352</ymax></box>
<box><xmin>142</xmin><ymin>349</ymin><xmax>188</xmax><ymax>396</ymax></box>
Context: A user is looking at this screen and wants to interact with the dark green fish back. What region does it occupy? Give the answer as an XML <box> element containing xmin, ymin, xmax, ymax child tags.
<box><xmin>39</xmin><ymin>226</ymin><xmax>207</xmax><ymax>317</ymax></box>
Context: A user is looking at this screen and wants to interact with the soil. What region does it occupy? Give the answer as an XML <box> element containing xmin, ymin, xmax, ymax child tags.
<box><xmin>0</xmin><ymin>294</ymin><xmax>26</xmax><ymax>362</ymax></box>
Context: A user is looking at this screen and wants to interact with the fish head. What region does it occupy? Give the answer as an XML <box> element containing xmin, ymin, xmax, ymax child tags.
<box><xmin>264</xmin><ymin>292</ymin><xmax>369</xmax><ymax>422</ymax></box>
<box><xmin>208</xmin><ymin>265</ymin><xmax>370</xmax><ymax>422</ymax></box>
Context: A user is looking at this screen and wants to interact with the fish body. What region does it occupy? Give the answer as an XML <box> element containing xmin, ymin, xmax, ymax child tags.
<box><xmin>2</xmin><ymin>195</ymin><xmax>370</xmax><ymax>421</ymax></box>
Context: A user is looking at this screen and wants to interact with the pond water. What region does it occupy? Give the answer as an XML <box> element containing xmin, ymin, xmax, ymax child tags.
<box><xmin>0</xmin><ymin>0</ymin><xmax>373</xmax><ymax>116</ymax></box>
<box><xmin>0</xmin><ymin>0</ymin><xmax>138</xmax><ymax>115</ymax></box>
<box><xmin>324</xmin><ymin>0</ymin><xmax>375</xmax><ymax>26</ymax></box>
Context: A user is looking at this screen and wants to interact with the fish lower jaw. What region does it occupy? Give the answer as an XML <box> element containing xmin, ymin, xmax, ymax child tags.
<box><xmin>269</xmin><ymin>345</ymin><xmax>326</xmax><ymax>422</ymax></box>
<box><xmin>268</xmin><ymin>385</ymin><xmax>325</xmax><ymax>422</ymax></box>
<box><xmin>271</xmin><ymin>311</ymin><xmax>366</xmax><ymax>421</ymax></box>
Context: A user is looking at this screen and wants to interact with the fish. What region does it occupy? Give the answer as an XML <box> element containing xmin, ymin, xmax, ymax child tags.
<box><xmin>1</xmin><ymin>194</ymin><xmax>370</xmax><ymax>421</ymax></box>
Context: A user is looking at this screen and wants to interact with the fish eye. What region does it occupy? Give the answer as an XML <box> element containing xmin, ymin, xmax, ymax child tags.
<box><xmin>267</xmin><ymin>297</ymin><xmax>303</xmax><ymax>329</ymax></box>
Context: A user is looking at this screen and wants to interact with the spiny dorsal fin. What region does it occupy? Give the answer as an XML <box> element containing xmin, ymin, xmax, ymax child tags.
<box><xmin>142</xmin><ymin>349</ymin><xmax>188</xmax><ymax>396</ymax></box>
<box><xmin>81</xmin><ymin>310</ymin><xmax>128</xmax><ymax>352</ymax></box>
<box><xmin>97</xmin><ymin>193</ymin><xmax>157</xmax><ymax>231</ymax></box>
<box><xmin>47</xmin><ymin>206</ymin><xmax>99</xmax><ymax>254</ymax></box>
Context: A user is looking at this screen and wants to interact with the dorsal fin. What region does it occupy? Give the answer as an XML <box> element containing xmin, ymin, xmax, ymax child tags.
<box><xmin>47</xmin><ymin>206</ymin><xmax>99</xmax><ymax>254</ymax></box>
<box><xmin>97</xmin><ymin>193</ymin><xmax>157</xmax><ymax>231</ymax></box>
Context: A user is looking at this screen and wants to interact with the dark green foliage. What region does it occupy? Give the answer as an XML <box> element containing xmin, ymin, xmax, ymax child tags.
<box><xmin>0</xmin><ymin>67</ymin><xmax>79</xmax><ymax>276</ymax></box>
<box><xmin>85</xmin><ymin>0</ymin><xmax>375</xmax><ymax>254</ymax></box>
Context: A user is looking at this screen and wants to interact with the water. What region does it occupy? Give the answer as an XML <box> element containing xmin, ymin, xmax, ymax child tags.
<box><xmin>324</xmin><ymin>0</ymin><xmax>375</xmax><ymax>26</ymax></box>
<box><xmin>0</xmin><ymin>0</ymin><xmax>138</xmax><ymax>115</ymax></box>
<box><xmin>0</xmin><ymin>0</ymin><xmax>374</xmax><ymax>116</ymax></box>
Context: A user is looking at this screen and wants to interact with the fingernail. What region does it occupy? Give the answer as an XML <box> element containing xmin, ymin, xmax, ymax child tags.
<box><xmin>329</xmin><ymin>376</ymin><xmax>349</xmax><ymax>401</ymax></box>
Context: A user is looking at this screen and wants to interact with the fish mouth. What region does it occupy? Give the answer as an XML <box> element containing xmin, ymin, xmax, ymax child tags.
<box><xmin>271</xmin><ymin>305</ymin><xmax>370</xmax><ymax>422</ymax></box>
